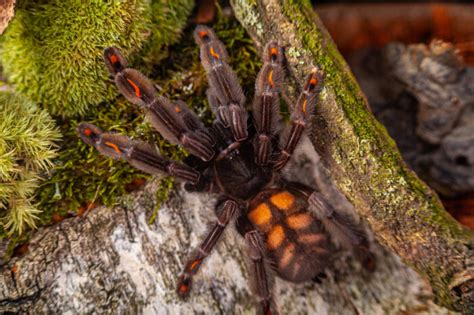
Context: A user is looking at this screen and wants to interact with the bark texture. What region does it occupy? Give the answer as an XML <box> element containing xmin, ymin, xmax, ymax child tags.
<box><xmin>229</xmin><ymin>0</ymin><xmax>474</xmax><ymax>313</ymax></box>
<box><xmin>0</xmin><ymin>141</ymin><xmax>456</xmax><ymax>314</ymax></box>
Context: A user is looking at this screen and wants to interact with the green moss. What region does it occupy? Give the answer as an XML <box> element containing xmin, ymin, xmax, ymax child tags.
<box><xmin>140</xmin><ymin>0</ymin><xmax>195</xmax><ymax>70</ymax></box>
<box><xmin>148</xmin><ymin>177</ymin><xmax>174</xmax><ymax>224</ymax></box>
<box><xmin>0</xmin><ymin>90</ymin><xmax>61</xmax><ymax>236</ymax></box>
<box><xmin>1</xmin><ymin>0</ymin><xmax>194</xmax><ymax>117</ymax></box>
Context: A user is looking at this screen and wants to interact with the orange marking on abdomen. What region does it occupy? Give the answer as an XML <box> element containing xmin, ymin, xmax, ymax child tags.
<box><xmin>267</xmin><ymin>224</ymin><xmax>285</xmax><ymax>250</ymax></box>
<box><xmin>298</xmin><ymin>233</ymin><xmax>324</xmax><ymax>245</ymax></box>
<box><xmin>279</xmin><ymin>243</ymin><xmax>295</xmax><ymax>269</ymax></box>
<box><xmin>126</xmin><ymin>78</ymin><xmax>141</xmax><ymax>98</ymax></box>
<box><xmin>209</xmin><ymin>47</ymin><xmax>220</xmax><ymax>60</ymax></box>
<box><xmin>174</xmin><ymin>105</ymin><xmax>182</xmax><ymax>113</ymax></box>
<box><xmin>248</xmin><ymin>203</ymin><xmax>272</xmax><ymax>227</ymax></box>
<box><xmin>189</xmin><ymin>259</ymin><xmax>201</xmax><ymax>272</ymax></box>
<box><xmin>270</xmin><ymin>191</ymin><xmax>294</xmax><ymax>211</ymax></box>
<box><xmin>104</xmin><ymin>141</ymin><xmax>121</xmax><ymax>154</ymax></box>
<box><xmin>287</xmin><ymin>213</ymin><xmax>312</xmax><ymax>229</ymax></box>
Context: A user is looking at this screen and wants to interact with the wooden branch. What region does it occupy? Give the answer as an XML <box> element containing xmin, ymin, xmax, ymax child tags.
<box><xmin>230</xmin><ymin>0</ymin><xmax>474</xmax><ymax>313</ymax></box>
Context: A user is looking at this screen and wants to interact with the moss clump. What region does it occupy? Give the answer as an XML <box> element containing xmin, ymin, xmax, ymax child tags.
<box><xmin>0</xmin><ymin>0</ymin><xmax>194</xmax><ymax>117</ymax></box>
<box><xmin>140</xmin><ymin>0</ymin><xmax>195</xmax><ymax>70</ymax></box>
<box><xmin>0</xmin><ymin>90</ymin><xmax>61</xmax><ymax>236</ymax></box>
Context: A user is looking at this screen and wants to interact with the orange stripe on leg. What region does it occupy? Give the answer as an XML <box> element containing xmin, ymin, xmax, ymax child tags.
<box><xmin>104</xmin><ymin>141</ymin><xmax>122</xmax><ymax>154</ymax></box>
<box><xmin>209</xmin><ymin>47</ymin><xmax>220</xmax><ymax>60</ymax></box>
<box><xmin>268</xmin><ymin>70</ymin><xmax>274</xmax><ymax>88</ymax></box>
<box><xmin>126</xmin><ymin>78</ymin><xmax>142</xmax><ymax>98</ymax></box>
<box><xmin>188</xmin><ymin>259</ymin><xmax>202</xmax><ymax>273</ymax></box>
<box><xmin>302</xmin><ymin>99</ymin><xmax>308</xmax><ymax>115</ymax></box>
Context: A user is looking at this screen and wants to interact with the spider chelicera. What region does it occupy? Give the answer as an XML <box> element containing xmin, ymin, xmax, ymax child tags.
<box><xmin>78</xmin><ymin>25</ymin><xmax>373</xmax><ymax>315</ymax></box>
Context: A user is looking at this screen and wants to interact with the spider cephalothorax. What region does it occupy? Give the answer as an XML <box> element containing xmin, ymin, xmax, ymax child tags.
<box><xmin>78</xmin><ymin>25</ymin><xmax>372</xmax><ymax>315</ymax></box>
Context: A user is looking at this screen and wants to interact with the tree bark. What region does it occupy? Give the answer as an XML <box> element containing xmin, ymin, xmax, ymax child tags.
<box><xmin>229</xmin><ymin>0</ymin><xmax>474</xmax><ymax>313</ymax></box>
<box><xmin>0</xmin><ymin>141</ymin><xmax>456</xmax><ymax>314</ymax></box>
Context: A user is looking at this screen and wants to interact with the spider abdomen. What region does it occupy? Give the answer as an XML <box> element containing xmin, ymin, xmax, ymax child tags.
<box><xmin>247</xmin><ymin>189</ymin><xmax>334</xmax><ymax>282</ymax></box>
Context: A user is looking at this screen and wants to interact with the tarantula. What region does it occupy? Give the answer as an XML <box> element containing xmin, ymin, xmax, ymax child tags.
<box><xmin>78</xmin><ymin>25</ymin><xmax>372</xmax><ymax>314</ymax></box>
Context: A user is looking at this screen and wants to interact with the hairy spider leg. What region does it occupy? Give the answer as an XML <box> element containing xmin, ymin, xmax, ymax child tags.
<box><xmin>236</xmin><ymin>214</ymin><xmax>276</xmax><ymax>315</ymax></box>
<box><xmin>246</xmin><ymin>230</ymin><xmax>276</xmax><ymax>315</ymax></box>
<box><xmin>77</xmin><ymin>123</ymin><xmax>200</xmax><ymax>184</ymax></box>
<box><xmin>103</xmin><ymin>47</ymin><xmax>215</xmax><ymax>161</ymax></box>
<box><xmin>194</xmin><ymin>25</ymin><xmax>248</xmax><ymax>142</ymax></box>
<box><xmin>177</xmin><ymin>199</ymin><xmax>239</xmax><ymax>297</ymax></box>
<box><xmin>273</xmin><ymin>69</ymin><xmax>323</xmax><ymax>170</ymax></box>
<box><xmin>252</xmin><ymin>42</ymin><xmax>285</xmax><ymax>166</ymax></box>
